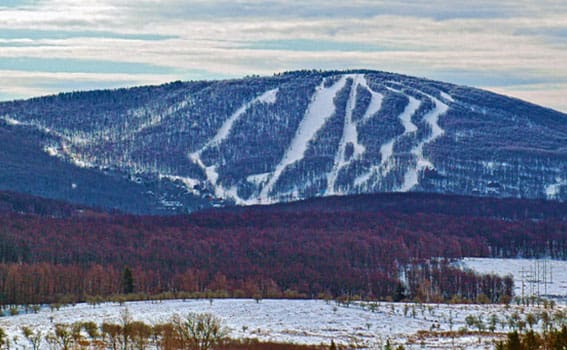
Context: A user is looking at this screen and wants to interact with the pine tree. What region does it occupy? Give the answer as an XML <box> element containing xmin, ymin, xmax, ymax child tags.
<box><xmin>122</xmin><ymin>267</ymin><xmax>134</xmax><ymax>294</ymax></box>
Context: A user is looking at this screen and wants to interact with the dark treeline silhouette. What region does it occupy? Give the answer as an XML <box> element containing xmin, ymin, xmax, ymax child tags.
<box><xmin>215</xmin><ymin>192</ymin><xmax>567</xmax><ymax>221</ymax></box>
<box><xmin>0</xmin><ymin>191</ymin><xmax>90</xmax><ymax>217</ymax></box>
<box><xmin>3</xmin><ymin>192</ymin><xmax>566</xmax><ymax>305</ymax></box>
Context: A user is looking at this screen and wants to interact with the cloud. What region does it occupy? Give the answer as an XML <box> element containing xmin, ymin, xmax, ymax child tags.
<box><xmin>0</xmin><ymin>28</ymin><xmax>174</xmax><ymax>41</ymax></box>
<box><xmin>0</xmin><ymin>0</ymin><xmax>566</xmax><ymax>112</ymax></box>
<box><xmin>0</xmin><ymin>70</ymin><xmax>179</xmax><ymax>101</ymax></box>
<box><xmin>0</xmin><ymin>57</ymin><xmax>177</xmax><ymax>74</ymax></box>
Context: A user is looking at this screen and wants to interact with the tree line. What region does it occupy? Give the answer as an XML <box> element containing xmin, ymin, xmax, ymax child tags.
<box><xmin>9</xmin><ymin>202</ymin><xmax>566</xmax><ymax>305</ymax></box>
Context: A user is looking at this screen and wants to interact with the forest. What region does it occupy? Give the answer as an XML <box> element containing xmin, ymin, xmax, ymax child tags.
<box><xmin>1</xmin><ymin>192</ymin><xmax>566</xmax><ymax>306</ymax></box>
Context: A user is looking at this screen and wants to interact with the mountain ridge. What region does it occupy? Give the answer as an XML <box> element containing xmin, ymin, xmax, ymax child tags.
<box><xmin>1</xmin><ymin>69</ymin><xmax>566</xmax><ymax>213</ymax></box>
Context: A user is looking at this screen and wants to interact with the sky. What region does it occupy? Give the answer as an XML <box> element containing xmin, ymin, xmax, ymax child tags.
<box><xmin>1</xmin><ymin>0</ymin><xmax>567</xmax><ymax>113</ymax></box>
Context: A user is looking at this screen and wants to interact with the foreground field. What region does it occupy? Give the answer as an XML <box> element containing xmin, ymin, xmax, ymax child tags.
<box><xmin>2</xmin><ymin>258</ymin><xmax>567</xmax><ymax>349</ymax></box>
<box><xmin>2</xmin><ymin>298</ymin><xmax>564</xmax><ymax>350</ymax></box>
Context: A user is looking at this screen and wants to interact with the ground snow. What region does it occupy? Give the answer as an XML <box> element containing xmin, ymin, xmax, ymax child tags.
<box><xmin>1</xmin><ymin>298</ymin><xmax>557</xmax><ymax>350</ymax></box>
<box><xmin>159</xmin><ymin>174</ymin><xmax>201</xmax><ymax>195</ymax></box>
<box><xmin>440</xmin><ymin>91</ymin><xmax>454</xmax><ymax>103</ymax></box>
<box><xmin>1</xmin><ymin>115</ymin><xmax>21</xmax><ymax>125</ymax></box>
<box><xmin>545</xmin><ymin>178</ymin><xmax>565</xmax><ymax>199</ymax></box>
<box><xmin>460</xmin><ymin>257</ymin><xmax>567</xmax><ymax>300</ymax></box>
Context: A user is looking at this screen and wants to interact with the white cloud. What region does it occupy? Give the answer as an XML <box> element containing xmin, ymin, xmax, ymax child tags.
<box><xmin>0</xmin><ymin>1</ymin><xmax>566</xmax><ymax>112</ymax></box>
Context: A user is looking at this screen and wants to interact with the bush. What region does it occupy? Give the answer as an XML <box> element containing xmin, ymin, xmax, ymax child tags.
<box><xmin>172</xmin><ymin>313</ymin><xmax>227</xmax><ymax>350</ymax></box>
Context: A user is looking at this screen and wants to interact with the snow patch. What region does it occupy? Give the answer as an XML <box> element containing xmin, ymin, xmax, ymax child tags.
<box><xmin>481</xmin><ymin>160</ymin><xmax>496</xmax><ymax>170</ymax></box>
<box><xmin>68</xmin><ymin>156</ymin><xmax>94</xmax><ymax>169</ymax></box>
<box><xmin>57</xmin><ymin>142</ymin><xmax>94</xmax><ymax>169</ymax></box>
<box><xmin>257</xmin><ymin>88</ymin><xmax>278</xmax><ymax>104</ymax></box>
<box><xmin>160</xmin><ymin>199</ymin><xmax>182</xmax><ymax>208</ymax></box>
<box><xmin>1</xmin><ymin>115</ymin><xmax>21</xmax><ymax>125</ymax></box>
<box><xmin>44</xmin><ymin>145</ymin><xmax>61</xmax><ymax>157</ymax></box>
<box><xmin>440</xmin><ymin>91</ymin><xmax>454</xmax><ymax>103</ymax></box>
<box><xmin>159</xmin><ymin>174</ymin><xmax>201</xmax><ymax>194</ymax></box>
<box><xmin>545</xmin><ymin>178</ymin><xmax>566</xmax><ymax>199</ymax></box>
<box><xmin>246</xmin><ymin>172</ymin><xmax>271</xmax><ymax>186</ymax></box>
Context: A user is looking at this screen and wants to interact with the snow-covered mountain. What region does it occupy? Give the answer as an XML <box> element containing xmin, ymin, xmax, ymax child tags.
<box><xmin>1</xmin><ymin>70</ymin><xmax>566</xmax><ymax>213</ymax></box>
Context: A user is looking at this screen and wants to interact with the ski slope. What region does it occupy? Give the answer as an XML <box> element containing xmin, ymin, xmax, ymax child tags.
<box><xmin>259</xmin><ymin>76</ymin><xmax>348</xmax><ymax>202</ymax></box>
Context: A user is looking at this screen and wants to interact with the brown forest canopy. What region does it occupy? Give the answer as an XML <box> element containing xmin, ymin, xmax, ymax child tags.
<box><xmin>0</xmin><ymin>192</ymin><xmax>565</xmax><ymax>305</ymax></box>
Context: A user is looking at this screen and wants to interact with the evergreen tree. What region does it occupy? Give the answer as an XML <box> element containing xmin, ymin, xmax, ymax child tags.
<box><xmin>392</xmin><ymin>282</ymin><xmax>406</xmax><ymax>302</ymax></box>
<box><xmin>122</xmin><ymin>267</ymin><xmax>134</xmax><ymax>294</ymax></box>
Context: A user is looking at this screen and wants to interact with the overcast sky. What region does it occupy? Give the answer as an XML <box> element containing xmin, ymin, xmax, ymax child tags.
<box><xmin>1</xmin><ymin>0</ymin><xmax>566</xmax><ymax>112</ymax></box>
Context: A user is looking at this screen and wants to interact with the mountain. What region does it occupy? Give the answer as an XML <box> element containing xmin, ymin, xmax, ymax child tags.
<box><xmin>1</xmin><ymin>70</ymin><xmax>566</xmax><ymax>214</ymax></box>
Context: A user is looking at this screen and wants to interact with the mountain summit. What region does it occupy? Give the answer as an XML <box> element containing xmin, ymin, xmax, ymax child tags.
<box><xmin>1</xmin><ymin>70</ymin><xmax>566</xmax><ymax>213</ymax></box>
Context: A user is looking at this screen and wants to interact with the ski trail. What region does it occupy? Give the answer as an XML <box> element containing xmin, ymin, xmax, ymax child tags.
<box><xmin>379</xmin><ymin>140</ymin><xmax>395</xmax><ymax>167</ymax></box>
<box><xmin>399</xmin><ymin>91</ymin><xmax>449</xmax><ymax>192</ymax></box>
<box><xmin>189</xmin><ymin>88</ymin><xmax>278</xmax><ymax>202</ymax></box>
<box><xmin>123</xmin><ymin>96</ymin><xmax>195</xmax><ymax>140</ymax></box>
<box><xmin>197</xmin><ymin>88</ymin><xmax>278</xmax><ymax>153</ymax></box>
<box><xmin>354</xmin><ymin>90</ymin><xmax>421</xmax><ymax>188</ymax></box>
<box><xmin>360</xmin><ymin>81</ymin><xmax>383</xmax><ymax>123</ymax></box>
<box><xmin>440</xmin><ymin>91</ymin><xmax>454</xmax><ymax>103</ymax></box>
<box><xmin>327</xmin><ymin>75</ymin><xmax>388</xmax><ymax>195</ymax></box>
<box><xmin>398</xmin><ymin>95</ymin><xmax>420</xmax><ymax>134</ymax></box>
<box><xmin>326</xmin><ymin>74</ymin><xmax>367</xmax><ymax>195</ymax></box>
<box><xmin>258</xmin><ymin>76</ymin><xmax>349</xmax><ymax>203</ymax></box>
<box><xmin>381</xmin><ymin>93</ymin><xmax>420</xmax><ymax>169</ymax></box>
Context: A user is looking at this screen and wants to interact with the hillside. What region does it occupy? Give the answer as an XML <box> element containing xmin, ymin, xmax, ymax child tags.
<box><xmin>2</xmin><ymin>193</ymin><xmax>567</xmax><ymax>305</ymax></box>
<box><xmin>1</xmin><ymin>70</ymin><xmax>566</xmax><ymax>214</ymax></box>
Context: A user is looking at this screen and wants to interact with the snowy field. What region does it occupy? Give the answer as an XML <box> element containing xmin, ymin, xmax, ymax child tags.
<box><xmin>1</xmin><ymin>298</ymin><xmax>562</xmax><ymax>350</ymax></box>
<box><xmin>460</xmin><ymin>258</ymin><xmax>567</xmax><ymax>301</ymax></box>
<box><xmin>2</xmin><ymin>258</ymin><xmax>567</xmax><ymax>349</ymax></box>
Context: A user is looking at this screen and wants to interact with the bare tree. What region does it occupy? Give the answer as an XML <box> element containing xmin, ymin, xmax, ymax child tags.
<box><xmin>0</xmin><ymin>327</ymin><xmax>6</xmax><ymax>349</ymax></box>
<box><xmin>21</xmin><ymin>326</ymin><xmax>42</xmax><ymax>350</ymax></box>
<box><xmin>172</xmin><ymin>313</ymin><xmax>227</xmax><ymax>350</ymax></box>
<box><xmin>54</xmin><ymin>324</ymin><xmax>73</xmax><ymax>350</ymax></box>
